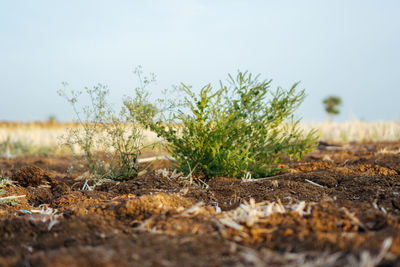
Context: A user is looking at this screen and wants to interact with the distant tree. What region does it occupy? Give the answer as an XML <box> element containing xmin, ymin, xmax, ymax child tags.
<box><xmin>47</xmin><ymin>115</ymin><xmax>58</xmax><ymax>124</ymax></box>
<box><xmin>323</xmin><ymin>96</ymin><xmax>342</xmax><ymax>120</ymax></box>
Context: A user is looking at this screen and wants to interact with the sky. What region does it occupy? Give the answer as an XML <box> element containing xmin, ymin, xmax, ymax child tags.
<box><xmin>0</xmin><ymin>0</ymin><xmax>399</xmax><ymax>122</ymax></box>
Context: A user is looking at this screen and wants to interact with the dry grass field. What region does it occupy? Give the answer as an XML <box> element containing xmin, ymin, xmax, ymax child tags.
<box><xmin>0</xmin><ymin>122</ymin><xmax>159</xmax><ymax>157</ymax></box>
<box><xmin>1</xmin><ymin>121</ymin><xmax>399</xmax><ymax>157</ymax></box>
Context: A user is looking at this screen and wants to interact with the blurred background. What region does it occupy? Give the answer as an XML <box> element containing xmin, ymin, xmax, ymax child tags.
<box><xmin>1</xmin><ymin>0</ymin><xmax>399</xmax><ymax>123</ymax></box>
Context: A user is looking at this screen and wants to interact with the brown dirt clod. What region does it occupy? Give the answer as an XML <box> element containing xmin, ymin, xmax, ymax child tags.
<box><xmin>11</xmin><ymin>165</ymin><xmax>57</xmax><ymax>187</ymax></box>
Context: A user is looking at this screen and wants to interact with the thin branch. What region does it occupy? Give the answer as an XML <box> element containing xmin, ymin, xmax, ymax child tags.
<box><xmin>0</xmin><ymin>195</ymin><xmax>26</xmax><ymax>201</ymax></box>
<box><xmin>304</xmin><ymin>179</ymin><xmax>323</xmax><ymax>188</ymax></box>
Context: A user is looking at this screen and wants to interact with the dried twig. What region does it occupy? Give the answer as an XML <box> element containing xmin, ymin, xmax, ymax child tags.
<box><xmin>137</xmin><ymin>155</ymin><xmax>175</xmax><ymax>163</ymax></box>
<box><xmin>241</xmin><ymin>174</ymin><xmax>288</xmax><ymax>183</ymax></box>
<box><xmin>304</xmin><ymin>179</ymin><xmax>324</xmax><ymax>188</ymax></box>
<box><xmin>0</xmin><ymin>195</ymin><xmax>25</xmax><ymax>201</ymax></box>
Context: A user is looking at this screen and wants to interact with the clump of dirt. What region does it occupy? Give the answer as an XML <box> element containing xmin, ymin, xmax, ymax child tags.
<box><xmin>26</xmin><ymin>186</ymin><xmax>54</xmax><ymax>206</ymax></box>
<box><xmin>11</xmin><ymin>165</ymin><xmax>57</xmax><ymax>187</ymax></box>
<box><xmin>0</xmin><ymin>184</ymin><xmax>31</xmax><ymax>218</ymax></box>
<box><xmin>95</xmin><ymin>171</ymin><xmax>184</xmax><ymax>195</ymax></box>
<box><xmin>52</xmin><ymin>191</ymin><xmax>114</xmax><ymax>215</ymax></box>
<box><xmin>87</xmin><ymin>193</ymin><xmax>195</xmax><ymax>222</ymax></box>
<box><xmin>292</xmin><ymin>161</ymin><xmax>335</xmax><ymax>172</ymax></box>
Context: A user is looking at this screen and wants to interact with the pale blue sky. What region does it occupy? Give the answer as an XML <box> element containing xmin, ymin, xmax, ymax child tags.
<box><xmin>1</xmin><ymin>0</ymin><xmax>399</xmax><ymax>122</ymax></box>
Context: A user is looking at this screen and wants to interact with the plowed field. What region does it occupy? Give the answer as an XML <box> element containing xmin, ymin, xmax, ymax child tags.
<box><xmin>1</xmin><ymin>142</ymin><xmax>400</xmax><ymax>266</ymax></box>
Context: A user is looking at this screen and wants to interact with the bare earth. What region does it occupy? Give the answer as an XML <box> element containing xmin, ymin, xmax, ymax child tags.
<box><xmin>1</xmin><ymin>142</ymin><xmax>400</xmax><ymax>266</ymax></box>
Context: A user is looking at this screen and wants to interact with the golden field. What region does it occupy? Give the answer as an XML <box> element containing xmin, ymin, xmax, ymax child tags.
<box><xmin>0</xmin><ymin>121</ymin><xmax>399</xmax><ymax>157</ymax></box>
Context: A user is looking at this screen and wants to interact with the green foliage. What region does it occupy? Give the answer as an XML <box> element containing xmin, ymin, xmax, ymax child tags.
<box><xmin>323</xmin><ymin>96</ymin><xmax>342</xmax><ymax>117</ymax></box>
<box><xmin>127</xmin><ymin>71</ymin><xmax>318</xmax><ymax>180</ymax></box>
<box><xmin>0</xmin><ymin>177</ymin><xmax>19</xmax><ymax>206</ymax></box>
<box><xmin>58</xmin><ymin>80</ymin><xmax>146</xmax><ymax>180</ymax></box>
<box><xmin>0</xmin><ymin>196</ymin><xmax>19</xmax><ymax>206</ymax></box>
<box><xmin>0</xmin><ymin>177</ymin><xmax>14</xmax><ymax>189</ymax></box>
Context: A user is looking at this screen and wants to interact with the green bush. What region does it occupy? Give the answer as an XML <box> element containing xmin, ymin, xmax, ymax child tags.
<box><xmin>58</xmin><ymin>81</ymin><xmax>146</xmax><ymax>180</ymax></box>
<box><xmin>126</xmin><ymin>71</ymin><xmax>318</xmax><ymax>180</ymax></box>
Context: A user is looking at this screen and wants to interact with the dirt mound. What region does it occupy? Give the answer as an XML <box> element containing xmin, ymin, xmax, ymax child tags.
<box><xmin>87</xmin><ymin>193</ymin><xmax>194</xmax><ymax>222</ymax></box>
<box><xmin>0</xmin><ymin>184</ymin><xmax>31</xmax><ymax>218</ymax></box>
<box><xmin>95</xmin><ymin>171</ymin><xmax>184</xmax><ymax>195</ymax></box>
<box><xmin>11</xmin><ymin>165</ymin><xmax>57</xmax><ymax>187</ymax></box>
<box><xmin>52</xmin><ymin>191</ymin><xmax>114</xmax><ymax>214</ymax></box>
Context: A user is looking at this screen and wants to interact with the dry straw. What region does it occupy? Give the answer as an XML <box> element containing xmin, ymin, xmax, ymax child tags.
<box><xmin>0</xmin><ymin>121</ymin><xmax>399</xmax><ymax>157</ymax></box>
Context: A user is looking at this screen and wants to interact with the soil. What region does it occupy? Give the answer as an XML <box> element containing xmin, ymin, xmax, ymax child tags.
<box><xmin>1</xmin><ymin>142</ymin><xmax>400</xmax><ymax>266</ymax></box>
